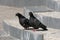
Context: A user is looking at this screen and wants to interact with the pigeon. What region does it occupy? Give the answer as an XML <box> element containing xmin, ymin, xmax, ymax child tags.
<box><xmin>16</xmin><ymin>13</ymin><xmax>30</xmax><ymax>30</ymax></box>
<box><xmin>29</xmin><ymin>12</ymin><xmax>48</xmax><ymax>30</ymax></box>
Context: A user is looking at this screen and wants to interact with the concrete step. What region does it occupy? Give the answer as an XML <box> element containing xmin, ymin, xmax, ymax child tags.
<box><xmin>3</xmin><ymin>19</ymin><xmax>60</xmax><ymax>40</ymax></box>
<box><xmin>3</xmin><ymin>19</ymin><xmax>43</xmax><ymax>40</ymax></box>
<box><xmin>45</xmin><ymin>0</ymin><xmax>60</xmax><ymax>11</ymax></box>
<box><xmin>0</xmin><ymin>36</ymin><xmax>19</xmax><ymax>40</ymax></box>
<box><xmin>0</xmin><ymin>30</ymin><xmax>19</xmax><ymax>40</ymax></box>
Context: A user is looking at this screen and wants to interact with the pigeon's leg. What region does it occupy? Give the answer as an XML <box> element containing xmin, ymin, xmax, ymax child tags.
<box><xmin>32</xmin><ymin>29</ymin><xmax>36</xmax><ymax>32</ymax></box>
<box><xmin>32</xmin><ymin>27</ymin><xmax>39</xmax><ymax>31</ymax></box>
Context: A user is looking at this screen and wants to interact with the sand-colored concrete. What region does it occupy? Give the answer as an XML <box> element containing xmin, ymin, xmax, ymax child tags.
<box><xmin>0</xmin><ymin>5</ymin><xmax>24</xmax><ymax>30</ymax></box>
<box><xmin>35</xmin><ymin>12</ymin><xmax>60</xmax><ymax>18</ymax></box>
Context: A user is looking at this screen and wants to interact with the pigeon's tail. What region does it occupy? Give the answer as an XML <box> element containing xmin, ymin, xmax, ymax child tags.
<box><xmin>39</xmin><ymin>23</ymin><xmax>48</xmax><ymax>30</ymax></box>
<box><xmin>41</xmin><ymin>26</ymin><xmax>48</xmax><ymax>30</ymax></box>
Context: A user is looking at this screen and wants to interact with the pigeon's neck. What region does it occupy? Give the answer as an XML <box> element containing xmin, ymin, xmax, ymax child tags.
<box><xmin>17</xmin><ymin>16</ymin><xmax>21</xmax><ymax>19</ymax></box>
<box><xmin>17</xmin><ymin>16</ymin><xmax>25</xmax><ymax>19</ymax></box>
<box><xmin>30</xmin><ymin>15</ymin><xmax>35</xmax><ymax>18</ymax></box>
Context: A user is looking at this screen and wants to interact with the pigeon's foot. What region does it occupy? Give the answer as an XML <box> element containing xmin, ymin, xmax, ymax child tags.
<box><xmin>32</xmin><ymin>29</ymin><xmax>36</xmax><ymax>32</ymax></box>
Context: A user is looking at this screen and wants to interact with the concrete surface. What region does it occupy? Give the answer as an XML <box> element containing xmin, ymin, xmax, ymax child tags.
<box><xmin>0</xmin><ymin>4</ymin><xmax>24</xmax><ymax>40</ymax></box>
<box><xmin>0</xmin><ymin>0</ymin><xmax>45</xmax><ymax>7</ymax></box>
<box><xmin>0</xmin><ymin>5</ymin><xmax>23</xmax><ymax>29</ymax></box>
<box><xmin>43</xmin><ymin>0</ymin><xmax>60</xmax><ymax>11</ymax></box>
<box><xmin>23</xmin><ymin>6</ymin><xmax>53</xmax><ymax>19</ymax></box>
<box><xmin>3</xmin><ymin>19</ymin><xmax>43</xmax><ymax>40</ymax></box>
<box><xmin>0</xmin><ymin>36</ymin><xmax>19</xmax><ymax>40</ymax></box>
<box><xmin>0</xmin><ymin>1</ymin><xmax>60</xmax><ymax>40</ymax></box>
<box><xmin>0</xmin><ymin>29</ymin><xmax>19</xmax><ymax>40</ymax></box>
<box><xmin>0</xmin><ymin>0</ymin><xmax>60</xmax><ymax>11</ymax></box>
<box><xmin>3</xmin><ymin>19</ymin><xmax>60</xmax><ymax>40</ymax></box>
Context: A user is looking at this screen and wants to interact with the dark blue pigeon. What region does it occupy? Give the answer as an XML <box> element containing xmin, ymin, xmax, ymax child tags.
<box><xmin>29</xmin><ymin>12</ymin><xmax>48</xmax><ymax>30</ymax></box>
<box><xmin>16</xmin><ymin>13</ymin><xmax>30</xmax><ymax>30</ymax></box>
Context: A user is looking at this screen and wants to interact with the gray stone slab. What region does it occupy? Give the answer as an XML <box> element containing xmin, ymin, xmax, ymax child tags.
<box><xmin>3</xmin><ymin>21</ymin><xmax>10</xmax><ymax>34</ymax></box>
<box><xmin>0</xmin><ymin>0</ymin><xmax>44</xmax><ymax>7</ymax></box>
<box><xmin>3</xmin><ymin>20</ymin><xmax>43</xmax><ymax>40</ymax></box>
<box><xmin>23</xmin><ymin>6</ymin><xmax>53</xmax><ymax>19</ymax></box>
<box><xmin>3</xmin><ymin>19</ymin><xmax>60</xmax><ymax>40</ymax></box>
<box><xmin>10</xmin><ymin>26</ymin><xmax>23</xmax><ymax>39</ymax></box>
<box><xmin>0</xmin><ymin>30</ymin><xmax>19</xmax><ymax>40</ymax></box>
<box><xmin>1</xmin><ymin>0</ymin><xmax>60</xmax><ymax>11</ymax></box>
<box><xmin>45</xmin><ymin>0</ymin><xmax>60</xmax><ymax>11</ymax></box>
<box><xmin>0</xmin><ymin>36</ymin><xmax>19</xmax><ymax>40</ymax></box>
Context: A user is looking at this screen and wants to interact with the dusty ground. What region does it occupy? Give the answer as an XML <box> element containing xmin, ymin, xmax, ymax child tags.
<box><xmin>0</xmin><ymin>5</ymin><xmax>24</xmax><ymax>40</ymax></box>
<box><xmin>0</xmin><ymin>30</ymin><xmax>19</xmax><ymax>40</ymax></box>
<box><xmin>0</xmin><ymin>5</ymin><xmax>24</xmax><ymax>30</ymax></box>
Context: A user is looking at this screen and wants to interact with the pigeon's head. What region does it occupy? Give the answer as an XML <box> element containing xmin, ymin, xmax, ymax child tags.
<box><xmin>16</xmin><ymin>13</ymin><xmax>22</xmax><ymax>17</ymax></box>
<box><xmin>29</xmin><ymin>12</ymin><xmax>33</xmax><ymax>16</ymax></box>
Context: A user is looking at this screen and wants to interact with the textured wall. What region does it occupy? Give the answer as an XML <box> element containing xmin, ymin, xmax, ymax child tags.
<box><xmin>45</xmin><ymin>0</ymin><xmax>60</xmax><ymax>11</ymax></box>
<box><xmin>0</xmin><ymin>0</ymin><xmax>60</xmax><ymax>11</ymax></box>
<box><xmin>0</xmin><ymin>6</ymin><xmax>23</xmax><ymax>29</ymax></box>
<box><xmin>0</xmin><ymin>0</ymin><xmax>45</xmax><ymax>7</ymax></box>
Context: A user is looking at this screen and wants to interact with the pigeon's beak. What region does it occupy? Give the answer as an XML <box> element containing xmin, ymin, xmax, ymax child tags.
<box><xmin>16</xmin><ymin>13</ymin><xmax>20</xmax><ymax>16</ymax></box>
<box><xmin>16</xmin><ymin>14</ymin><xmax>17</xmax><ymax>16</ymax></box>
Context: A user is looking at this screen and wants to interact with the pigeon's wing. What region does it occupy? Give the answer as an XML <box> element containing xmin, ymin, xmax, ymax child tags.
<box><xmin>33</xmin><ymin>18</ymin><xmax>41</xmax><ymax>26</ymax></box>
<box><xmin>24</xmin><ymin>19</ymin><xmax>29</xmax><ymax>24</ymax></box>
<box><xmin>29</xmin><ymin>17</ymin><xmax>35</xmax><ymax>26</ymax></box>
<box><xmin>19</xmin><ymin>18</ymin><xmax>26</xmax><ymax>26</ymax></box>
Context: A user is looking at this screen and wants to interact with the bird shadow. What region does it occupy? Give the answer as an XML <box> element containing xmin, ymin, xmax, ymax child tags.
<box><xmin>26</xmin><ymin>28</ymin><xmax>48</xmax><ymax>31</ymax></box>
